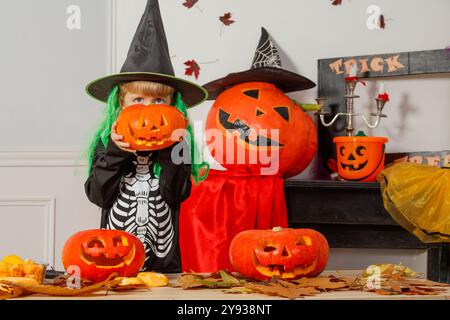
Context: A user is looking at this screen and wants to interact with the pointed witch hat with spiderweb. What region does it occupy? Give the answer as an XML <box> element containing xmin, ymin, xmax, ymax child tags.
<box><xmin>203</xmin><ymin>27</ymin><xmax>316</xmax><ymax>100</ymax></box>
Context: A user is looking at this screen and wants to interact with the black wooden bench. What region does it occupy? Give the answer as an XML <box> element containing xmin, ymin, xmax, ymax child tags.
<box><xmin>285</xmin><ymin>180</ymin><xmax>449</xmax><ymax>283</ymax></box>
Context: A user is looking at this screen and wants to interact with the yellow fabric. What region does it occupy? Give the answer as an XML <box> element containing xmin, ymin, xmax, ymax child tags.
<box><xmin>377</xmin><ymin>162</ymin><xmax>450</xmax><ymax>243</ymax></box>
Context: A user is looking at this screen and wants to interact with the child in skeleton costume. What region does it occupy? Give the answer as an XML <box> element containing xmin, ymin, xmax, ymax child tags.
<box><xmin>84</xmin><ymin>0</ymin><xmax>208</xmax><ymax>273</ymax></box>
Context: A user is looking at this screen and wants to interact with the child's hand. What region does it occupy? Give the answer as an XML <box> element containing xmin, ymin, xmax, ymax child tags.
<box><xmin>111</xmin><ymin>121</ymin><xmax>136</xmax><ymax>153</ymax></box>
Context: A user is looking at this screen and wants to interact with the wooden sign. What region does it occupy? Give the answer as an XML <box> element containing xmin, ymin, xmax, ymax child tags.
<box><xmin>317</xmin><ymin>48</ymin><xmax>450</xmax><ymax>178</ymax></box>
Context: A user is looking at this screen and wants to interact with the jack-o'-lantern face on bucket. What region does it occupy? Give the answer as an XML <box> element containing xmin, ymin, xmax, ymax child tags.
<box><xmin>333</xmin><ymin>136</ymin><xmax>388</xmax><ymax>182</ymax></box>
<box><xmin>116</xmin><ymin>104</ymin><xmax>187</xmax><ymax>151</ymax></box>
<box><xmin>206</xmin><ymin>82</ymin><xmax>317</xmax><ymax>177</ymax></box>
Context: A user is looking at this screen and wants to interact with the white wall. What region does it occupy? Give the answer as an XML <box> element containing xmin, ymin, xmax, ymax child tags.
<box><xmin>0</xmin><ymin>0</ymin><xmax>111</xmax><ymax>270</ymax></box>
<box><xmin>0</xmin><ymin>0</ymin><xmax>112</xmax><ymax>148</ymax></box>
<box><xmin>0</xmin><ymin>151</ymin><xmax>101</xmax><ymax>270</ymax></box>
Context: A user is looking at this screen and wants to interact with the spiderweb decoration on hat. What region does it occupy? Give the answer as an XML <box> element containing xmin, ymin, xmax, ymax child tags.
<box><xmin>251</xmin><ymin>27</ymin><xmax>282</xmax><ymax>69</ymax></box>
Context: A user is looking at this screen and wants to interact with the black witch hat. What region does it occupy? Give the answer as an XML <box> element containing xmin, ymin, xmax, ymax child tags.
<box><xmin>86</xmin><ymin>0</ymin><xmax>207</xmax><ymax>107</ymax></box>
<box><xmin>203</xmin><ymin>27</ymin><xmax>315</xmax><ymax>100</ymax></box>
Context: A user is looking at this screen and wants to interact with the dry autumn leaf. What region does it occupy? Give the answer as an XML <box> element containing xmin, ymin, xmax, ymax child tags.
<box><xmin>178</xmin><ymin>270</ymin><xmax>244</xmax><ymax>289</ymax></box>
<box><xmin>3</xmin><ymin>273</ymin><xmax>120</xmax><ymax>297</ymax></box>
<box><xmin>379</xmin><ymin>14</ymin><xmax>386</xmax><ymax>29</ymax></box>
<box><xmin>182</xmin><ymin>0</ymin><xmax>198</xmax><ymax>9</ymax></box>
<box><xmin>402</xmin><ymin>278</ymin><xmax>450</xmax><ymax>288</ymax></box>
<box><xmin>294</xmin><ymin>276</ymin><xmax>349</xmax><ymax>291</ymax></box>
<box><xmin>222</xmin><ymin>287</ymin><xmax>253</xmax><ymax>294</ymax></box>
<box><xmin>245</xmin><ymin>283</ymin><xmax>319</xmax><ymax>299</ymax></box>
<box><xmin>179</xmin><ymin>274</ymin><xmax>207</xmax><ymax>289</ymax></box>
<box><xmin>219</xmin><ymin>12</ymin><xmax>235</xmax><ymax>26</ymax></box>
<box><xmin>184</xmin><ymin>60</ymin><xmax>200</xmax><ymax>79</ymax></box>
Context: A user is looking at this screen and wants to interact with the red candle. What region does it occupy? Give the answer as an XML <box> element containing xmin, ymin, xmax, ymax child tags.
<box><xmin>345</xmin><ymin>64</ymin><xmax>359</xmax><ymax>82</ymax></box>
<box><xmin>377</xmin><ymin>82</ymin><xmax>389</xmax><ymax>101</ymax></box>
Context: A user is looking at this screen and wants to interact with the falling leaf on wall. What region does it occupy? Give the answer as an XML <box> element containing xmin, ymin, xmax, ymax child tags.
<box><xmin>219</xmin><ymin>12</ymin><xmax>235</xmax><ymax>26</ymax></box>
<box><xmin>182</xmin><ymin>58</ymin><xmax>219</xmax><ymax>80</ymax></box>
<box><xmin>182</xmin><ymin>0</ymin><xmax>198</xmax><ymax>8</ymax></box>
<box><xmin>184</xmin><ymin>59</ymin><xmax>201</xmax><ymax>79</ymax></box>
<box><xmin>182</xmin><ymin>0</ymin><xmax>203</xmax><ymax>13</ymax></box>
<box><xmin>379</xmin><ymin>14</ymin><xmax>386</xmax><ymax>29</ymax></box>
<box><xmin>219</xmin><ymin>12</ymin><xmax>235</xmax><ymax>36</ymax></box>
<box><xmin>331</xmin><ymin>0</ymin><xmax>343</xmax><ymax>5</ymax></box>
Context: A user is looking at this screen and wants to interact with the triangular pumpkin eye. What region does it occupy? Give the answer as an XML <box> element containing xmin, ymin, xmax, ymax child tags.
<box><xmin>274</xmin><ymin>106</ymin><xmax>289</xmax><ymax>121</ymax></box>
<box><xmin>243</xmin><ymin>89</ymin><xmax>259</xmax><ymax>99</ymax></box>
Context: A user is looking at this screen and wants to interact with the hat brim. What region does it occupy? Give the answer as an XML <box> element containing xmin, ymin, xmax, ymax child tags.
<box><xmin>86</xmin><ymin>72</ymin><xmax>208</xmax><ymax>108</ymax></box>
<box><xmin>203</xmin><ymin>67</ymin><xmax>316</xmax><ymax>100</ymax></box>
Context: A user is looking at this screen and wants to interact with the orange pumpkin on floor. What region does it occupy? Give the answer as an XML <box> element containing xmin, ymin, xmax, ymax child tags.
<box><xmin>229</xmin><ymin>227</ymin><xmax>329</xmax><ymax>281</ymax></box>
<box><xmin>116</xmin><ymin>104</ymin><xmax>188</xmax><ymax>151</ymax></box>
<box><xmin>205</xmin><ymin>82</ymin><xmax>317</xmax><ymax>177</ymax></box>
<box><xmin>62</xmin><ymin>229</ymin><xmax>146</xmax><ymax>283</ymax></box>
<box><xmin>333</xmin><ymin>136</ymin><xmax>388</xmax><ymax>182</ymax></box>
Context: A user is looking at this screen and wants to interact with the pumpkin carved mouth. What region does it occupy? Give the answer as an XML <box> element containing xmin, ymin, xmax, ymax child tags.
<box><xmin>127</xmin><ymin>114</ymin><xmax>172</xmax><ymax>148</ymax></box>
<box><xmin>251</xmin><ymin>235</ymin><xmax>318</xmax><ymax>279</ymax></box>
<box><xmin>116</xmin><ymin>104</ymin><xmax>188</xmax><ymax>151</ymax></box>
<box><xmin>253</xmin><ymin>255</ymin><xmax>318</xmax><ymax>279</ymax></box>
<box><xmin>218</xmin><ymin>109</ymin><xmax>283</xmax><ymax>148</ymax></box>
<box><xmin>340</xmin><ymin>160</ymin><xmax>368</xmax><ymax>171</ymax></box>
<box><xmin>229</xmin><ymin>228</ymin><xmax>329</xmax><ymax>281</ymax></box>
<box><xmin>80</xmin><ymin>241</ymin><xmax>136</xmax><ymax>269</ymax></box>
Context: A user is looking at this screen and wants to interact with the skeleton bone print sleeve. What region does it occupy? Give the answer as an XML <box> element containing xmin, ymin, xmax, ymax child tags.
<box><xmin>85</xmin><ymin>139</ymin><xmax>192</xmax><ymax>273</ymax></box>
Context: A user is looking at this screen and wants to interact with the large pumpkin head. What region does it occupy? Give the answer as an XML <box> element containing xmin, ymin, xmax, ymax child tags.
<box><xmin>229</xmin><ymin>227</ymin><xmax>329</xmax><ymax>281</ymax></box>
<box><xmin>62</xmin><ymin>229</ymin><xmax>146</xmax><ymax>283</ymax></box>
<box><xmin>333</xmin><ymin>136</ymin><xmax>388</xmax><ymax>182</ymax></box>
<box><xmin>205</xmin><ymin>82</ymin><xmax>317</xmax><ymax>177</ymax></box>
<box><xmin>116</xmin><ymin>104</ymin><xmax>188</xmax><ymax>151</ymax></box>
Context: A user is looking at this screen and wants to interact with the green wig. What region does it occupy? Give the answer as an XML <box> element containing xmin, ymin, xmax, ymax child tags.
<box><xmin>87</xmin><ymin>86</ymin><xmax>209</xmax><ymax>184</ymax></box>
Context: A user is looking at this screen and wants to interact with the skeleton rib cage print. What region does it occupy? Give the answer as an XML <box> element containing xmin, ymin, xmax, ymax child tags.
<box><xmin>107</xmin><ymin>155</ymin><xmax>174</xmax><ymax>266</ymax></box>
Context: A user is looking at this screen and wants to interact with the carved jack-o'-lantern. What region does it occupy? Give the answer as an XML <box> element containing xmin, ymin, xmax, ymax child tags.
<box><xmin>229</xmin><ymin>227</ymin><xmax>329</xmax><ymax>281</ymax></box>
<box><xmin>116</xmin><ymin>104</ymin><xmax>188</xmax><ymax>151</ymax></box>
<box><xmin>333</xmin><ymin>136</ymin><xmax>388</xmax><ymax>182</ymax></box>
<box><xmin>62</xmin><ymin>229</ymin><xmax>146</xmax><ymax>283</ymax></box>
<box><xmin>205</xmin><ymin>82</ymin><xmax>317</xmax><ymax>177</ymax></box>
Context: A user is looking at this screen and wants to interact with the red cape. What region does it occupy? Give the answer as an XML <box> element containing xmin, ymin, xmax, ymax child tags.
<box><xmin>179</xmin><ymin>167</ymin><xmax>288</xmax><ymax>272</ymax></box>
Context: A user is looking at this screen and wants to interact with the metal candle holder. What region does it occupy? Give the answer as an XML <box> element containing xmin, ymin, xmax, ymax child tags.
<box><xmin>316</xmin><ymin>78</ymin><xmax>388</xmax><ymax>136</ymax></box>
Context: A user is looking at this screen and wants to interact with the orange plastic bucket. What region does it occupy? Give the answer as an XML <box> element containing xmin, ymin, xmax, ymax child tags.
<box><xmin>333</xmin><ymin>136</ymin><xmax>388</xmax><ymax>182</ymax></box>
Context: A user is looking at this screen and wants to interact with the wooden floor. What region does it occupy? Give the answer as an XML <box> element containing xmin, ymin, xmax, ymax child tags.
<box><xmin>12</xmin><ymin>270</ymin><xmax>450</xmax><ymax>300</ymax></box>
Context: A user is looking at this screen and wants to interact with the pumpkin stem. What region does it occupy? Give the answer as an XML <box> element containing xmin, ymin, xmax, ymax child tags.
<box><xmin>272</xmin><ymin>226</ymin><xmax>283</xmax><ymax>232</ymax></box>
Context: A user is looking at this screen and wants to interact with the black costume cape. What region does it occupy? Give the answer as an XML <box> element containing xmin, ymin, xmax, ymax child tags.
<box><xmin>85</xmin><ymin>137</ymin><xmax>191</xmax><ymax>273</ymax></box>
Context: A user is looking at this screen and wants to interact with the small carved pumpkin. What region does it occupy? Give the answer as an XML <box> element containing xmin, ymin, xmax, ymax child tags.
<box><xmin>229</xmin><ymin>227</ymin><xmax>329</xmax><ymax>281</ymax></box>
<box><xmin>62</xmin><ymin>229</ymin><xmax>146</xmax><ymax>283</ymax></box>
<box><xmin>116</xmin><ymin>104</ymin><xmax>188</xmax><ymax>151</ymax></box>
<box><xmin>333</xmin><ymin>136</ymin><xmax>388</xmax><ymax>182</ymax></box>
<box><xmin>205</xmin><ymin>82</ymin><xmax>317</xmax><ymax>177</ymax></box>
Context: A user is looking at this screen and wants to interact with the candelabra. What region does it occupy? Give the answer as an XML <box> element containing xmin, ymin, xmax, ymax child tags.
<box><xmin>316</xmin><ymin>77</ymin><xmax>389</xmax><ymax>136</ymax></box>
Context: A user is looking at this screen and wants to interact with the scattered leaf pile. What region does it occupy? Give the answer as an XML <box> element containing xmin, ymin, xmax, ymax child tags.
<box><xmin>361</xmin><ymin>264</ymin><xmax>449</xmax><ymax>296</ymax></box>
<box><xmin>0</xmin><ymin>271</ymin><xmax>170</xmax><ymax>300</ymax></box>
<box><xmin>177</xmin><ymin>264</ymin><xmax>450</xmax><ymax>299</ymax></box>
<box><xmin>0</xmin><ymin>274</ymin><xmax>121</xmax><ymax>300</ymax></box>
<box><xmin>178</xmin><ymin>270</ymin><xmax>245</xmax><ymax>289</ymax></box>
<box><xmin>0</xmin><ymin>255</ymin><xmax>46</xmax><ymax>283</ymax></box>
